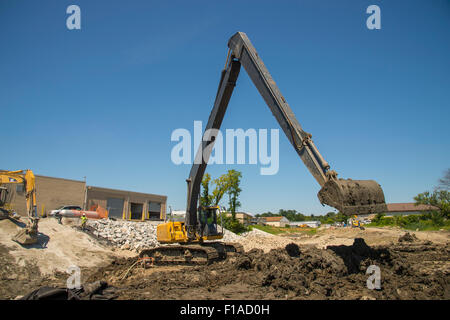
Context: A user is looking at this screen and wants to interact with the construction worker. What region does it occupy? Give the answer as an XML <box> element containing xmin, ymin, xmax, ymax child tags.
<box><xmin>80</xmin><ymin>213</ymin><xmax>87</xmax><ymax>231</ymax></box>
<box><xmin>55</xmin><ymin>213</ymin><xmax>62</xmax><ymax>225</ymax></box>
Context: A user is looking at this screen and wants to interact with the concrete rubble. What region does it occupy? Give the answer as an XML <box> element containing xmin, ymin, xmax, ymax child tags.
<box><xmin>88</xmin><ymin>219</ymin><xmax>160</xmax><ymax>251</ymax></box>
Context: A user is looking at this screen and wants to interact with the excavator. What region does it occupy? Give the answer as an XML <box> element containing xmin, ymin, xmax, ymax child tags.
<box><xmin>140</xmin><ymin>32</ymin><xmax>387</xmax><ymax>264</ymax></box>
<box><xmin>0</xmin><ymin>169</ymin><xmax>39</xmax><ymax>245</ymax></box>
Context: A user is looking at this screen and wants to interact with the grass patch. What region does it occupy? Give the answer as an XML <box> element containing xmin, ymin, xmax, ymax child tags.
<box><xmin>366</xmin><ymin>214</ymin><xmax>450</xmax><ymax>232</ymax></box>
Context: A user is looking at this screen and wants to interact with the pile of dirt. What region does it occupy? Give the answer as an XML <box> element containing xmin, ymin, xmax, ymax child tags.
<box><xmin>0</xmin><ymin>217</ymin><xmax>136</xmax><ymax>299</ymax></box>
<box><xmin>0</xmin><ymin>243</ymin><xmax>68</xmax><ymax>299</ymax></box>
<box><xmin>0</xmin><ymin>218</ymin><xmax>133</xmax><ymax>275</ymax></box>
<box><xmin>398</xmin><ymin>232</ymin><xmax>419</xmax><ymax>243</ymax></box>
<box><xmin>84</xmin><ymin>238</ymin><xmax>450</xmax><ymax>300</ymax></box>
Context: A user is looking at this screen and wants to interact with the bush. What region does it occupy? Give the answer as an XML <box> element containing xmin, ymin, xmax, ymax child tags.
<box><xmin>219</xmin><ymin>213</ymin><xmax>251</xmax><ymax>234</ymax></box>
<box><xmin>372</xmin><ymin>213</ymin><xmax>385</xmax><ymax>224</ymax></box>
<box><xmin>367</xmin><ymin>212</ymin><xmax>448</xmax><ymax>231</ymax></box>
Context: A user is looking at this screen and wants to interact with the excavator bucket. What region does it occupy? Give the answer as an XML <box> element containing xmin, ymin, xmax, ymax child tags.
<box><xmin>12</xmin><ymin>218</ymin><xmax>39</xmax><ymax>245</ymax></box>
<box><xmin>12</xmin><ymin>228</ymin><xmax>38</xmax><ymax>245</ymax></box>
<box><xmin>317</xmin><ymin>179</ymin><xmax>387</xmax><ymax>216</ymax></box>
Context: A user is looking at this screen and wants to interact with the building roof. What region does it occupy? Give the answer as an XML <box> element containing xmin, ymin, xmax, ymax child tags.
<box><xmin>262</xmin><ymin>216</ymin><xmax>287</xmax><ymax>222</ymax></box>
<box><xmin>290</xmin><ymin>221</ymin><xmax>320</xmax><ymax>225</ymax></box>
<box><xmin>386</xmin><ymin>203</ymin><xmax>438</xmax><ymax>212</ymax></box>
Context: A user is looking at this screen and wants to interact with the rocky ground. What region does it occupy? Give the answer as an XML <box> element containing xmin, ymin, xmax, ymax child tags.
<box><xmin>0</xmin><ymin>216</ymin><xmax>448</xmax><ymax>300</ymax></box>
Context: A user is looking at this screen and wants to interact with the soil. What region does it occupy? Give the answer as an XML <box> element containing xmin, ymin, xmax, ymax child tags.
<box><xmin>0</xmin><ymin>217</ymin><xmax>133</xmax><ymax>299</ymax></box>
<box><xmin>84</xmin><ymin>237</ymin><xmax>449</xmax><ymax>300</ymax></box>
<box><xmin>0</xmin><ymin>243</ymin><xmax>68</xmax><ymax>299</ymax></box>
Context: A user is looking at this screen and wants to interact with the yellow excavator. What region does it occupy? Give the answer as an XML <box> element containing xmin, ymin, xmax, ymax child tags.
<box><xmin>351</xmin><ymin>215</ymin><xmax>365</xmax><ymax>230</ymax></box>
<box><xmin>140</xmin><ymin>32</ymin><xmax>387</xmax><ymax>264</ymax></box>
<box><xmin>0</xmin><ymin>169</ymin><xmax>39</xmax><ymax>245</ymax></box>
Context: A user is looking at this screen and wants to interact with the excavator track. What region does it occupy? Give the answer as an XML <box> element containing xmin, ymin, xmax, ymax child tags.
<box><xmin>139</xmin><ymin>242</ymin><xmax>243</xmax><ymax>265</ymax></box>
<box><xmin>200</xmin><ymin>241</ymin><xmax>244</xmax><ymax>259</ymax></box>
<box><xmin>139</xmin><ymin>245</ymin><xmax>219</xmax><ymax>265</ymax></box>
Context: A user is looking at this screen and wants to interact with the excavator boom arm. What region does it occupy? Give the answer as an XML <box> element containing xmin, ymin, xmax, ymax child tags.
<box><xmin>228</xmin><ymin>32</ymin><xmax>330</xmax><ymax>186</ymax></box>
<box><xmin>185</xmin><ymin>32</ymin><xmax>387</xmax><ymax>238</ymax></box>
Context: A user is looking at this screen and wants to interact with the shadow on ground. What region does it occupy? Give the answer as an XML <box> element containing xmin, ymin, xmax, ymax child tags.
<box><xmin>326</xmin><ymin>238</ymin><xmax>391</xmax><ymax>274</ymax></box>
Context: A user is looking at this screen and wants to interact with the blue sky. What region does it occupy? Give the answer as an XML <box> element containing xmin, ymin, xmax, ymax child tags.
<box><xmin>1</xmin><ymin>0</ymin><xmax>449</xmax><ymax>215</ymax></box>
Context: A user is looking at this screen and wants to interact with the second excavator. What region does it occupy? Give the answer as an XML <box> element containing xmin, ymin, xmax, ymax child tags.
<box><xmin>0</xmin><ymin>169</ymin><xmax>39</xmax><ymax>245</ymax></box>
<box><xmin>140</xmin><ymin>32</ymin><xmax>387</xmax><ymax>264</ymax></box>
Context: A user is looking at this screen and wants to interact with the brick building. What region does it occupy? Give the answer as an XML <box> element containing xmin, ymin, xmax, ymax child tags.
<box><xmin>9</xmin><ymin>174</ymin><xmax>167</xmax><ymax>221</ymax></box>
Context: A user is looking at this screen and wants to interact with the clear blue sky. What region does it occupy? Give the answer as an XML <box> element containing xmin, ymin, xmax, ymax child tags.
<box><xmin>1</xmin><ymin>0</ymin><xmax>449</xmax><ymax>215</ymax></box>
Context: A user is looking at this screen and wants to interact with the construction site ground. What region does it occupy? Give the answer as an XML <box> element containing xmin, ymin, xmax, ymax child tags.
<box><xmin>0</xmin><ymin>217</ymin><xmax>448</xmax><ymax>300</ymax></box>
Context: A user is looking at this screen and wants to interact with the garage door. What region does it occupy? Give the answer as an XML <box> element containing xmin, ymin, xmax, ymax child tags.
<box><xmin>106</xmin><ymin>198</ymin><xmax>124</xmax><ymax>219</ymax></box>
<box><xmin>148</xmin><ymin>202</ymin><xmax>161</xmax><ymax>220</ymax></box>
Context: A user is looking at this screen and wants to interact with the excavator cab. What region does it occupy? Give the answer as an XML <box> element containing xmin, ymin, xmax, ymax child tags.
<box><xmin>197</xmin><ymin>206</ymin><xmax>223</xmax><ymax>238</ymax></box>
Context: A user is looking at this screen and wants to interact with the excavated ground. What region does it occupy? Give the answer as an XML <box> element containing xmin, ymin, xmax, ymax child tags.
<box><xmin>0</xmin><ymin>243</ymin><xmax>68</xmax><ymax>299</ymax></box>
<box><xmin>1</xmin><ymin>216</ymin><xmax>448</xmax><ymax>300</ymax></box>
<box><xmin>85</xmin><ymin>237</ymin><xmax>450</xmax><ymax>300</ymax></box>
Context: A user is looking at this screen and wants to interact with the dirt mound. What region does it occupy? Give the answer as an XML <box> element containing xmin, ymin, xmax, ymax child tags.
<box><xmin>398</xmin><ymin>232</ymin><xmax>418</xmax><ymax>243</ymax></box>
<box><xmin>285</xmin><ymin>243</ymin><xmax>301</xmax><ymax>257</ymax></box>
<box><xmin>0</xmin><ymin>243</ymin><xmax>68</xmax><ymax>299</ymax></box>
<box><xmin>0</xmin><ymin>218</ymin><xmax>132</xmax><ymax>275</ymax></box>
<box><xmin>84</xmin><ymin>238</ymin><xmax>449</xmax><ymax>300</ymax></box>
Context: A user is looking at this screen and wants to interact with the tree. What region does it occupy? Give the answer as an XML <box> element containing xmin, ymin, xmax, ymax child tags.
<box><xmin>226</xmin><ymin>170</ymin><xmax>242</xmax><ymax>218</ymax></box>
<box><xmin>335</xmin><ymin>212</ymin><xmax>347</xmax><ymax>223</ymax></box>
<box><xmin>211</xmin><ymin>173</ymin><xmax>230</xmax><ymax>206</ymax></box>
<box><xmin>437</xmin><ymin>169</ymin><xmax>450</xmax><ymax>191</ymax></box>
<box><xmin>414</xmin><ymin>190</ymin><xmax>450</xmax><ymax>219</ymax></box>
<box><xmin>200</xmin><ymin>173</ymin><xmax>212</xmax><ymax>207</ymax></box>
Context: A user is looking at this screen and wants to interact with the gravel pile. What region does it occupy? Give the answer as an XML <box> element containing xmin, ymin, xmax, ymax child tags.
<box><xmin>241</xmin><ymin>228</ymin><xmax>273</xmax><ymax>238</ymax></box>
<box><xmin>221</xmin><ymin>228</ymin><xmax>243</xmax><ymax>242</ymax></box>
<box><xmin>88</xmin><ymin>219</ymin><xmax>160</xmax><ymax>251</ymax></box>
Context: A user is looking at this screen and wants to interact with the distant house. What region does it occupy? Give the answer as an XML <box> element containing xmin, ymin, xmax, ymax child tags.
<box><xmin>385</xmin><ymin>203</ymin><xmax>438</xmax><ymax>217</ymax></box>
<box><xmin>225</xmin><ymin>211</ymin><xmax>255</xmax><ymax>226</ymax></box>
<box><xmin>289</xmin><ymin>221</ymin><xmax>321</xmax><ymax>228</ymax></box>
<box><xmin>261</xmin><ymin>216</ymin><xmax>290</xmax><ymax>227</ymax></box>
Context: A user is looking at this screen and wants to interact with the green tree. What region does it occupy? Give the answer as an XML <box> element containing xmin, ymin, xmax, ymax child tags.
<box><xmin>211</xmin><ymin>173</ymin><xmax>230</xmax><ymax>206</ymax></box>
<box><xmin>200</xmin><ymin>173</ymin><xmax>212</xmax><ymax>207</ymax></box>
<box><xmin>414</xmin><ymin>190</ymin><xmax>450</xmax><ymax>220</ymax></box>
<box><xmin>226</xmin><ymin>170</ymin><xmax>242</xmax><ymax>218</ymax></box>
<box><xmin>335</xmin><ymin>212</ymin><xmax>347</xmax><ymax>223</ymax></box>
<box><xmin>256</xmin><ymin>211</ymin><xmax>277</xmax><ymax>217</ymax></box>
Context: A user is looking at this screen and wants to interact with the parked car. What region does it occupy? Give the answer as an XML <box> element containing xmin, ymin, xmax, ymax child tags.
<box><xmin>49</xmin><ymin>205</ymin><xmax>82</xmax><ymax>216</ymax></box>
